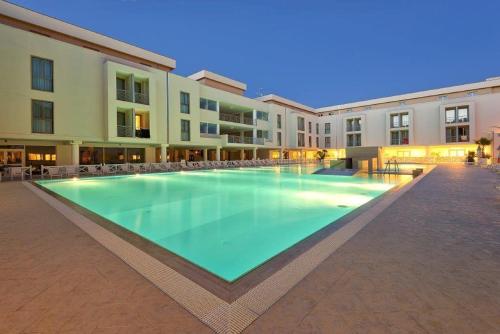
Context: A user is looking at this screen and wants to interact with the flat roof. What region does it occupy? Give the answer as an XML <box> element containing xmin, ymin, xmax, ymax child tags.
<box><xmin>317</xmin><ymin>77</ymin><xmax>500</xmax><ymax>112</ymax></box>
<box><xmin>188</xmin><ymin>70</ymin><xmax>247</xmax><ymax>91</ymax></box>
<box><xmin>256</xmin><ymin>94</ymin><xmax>315</xmax><ymax>113</ymax></box>
<box><xmin>0</xmin><ymin>1</ymin><xmax>176</xmax><ymax>69</ymax></box>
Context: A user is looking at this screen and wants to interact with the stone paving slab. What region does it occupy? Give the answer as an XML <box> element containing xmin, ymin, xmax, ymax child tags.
<box><xmin>0</xmin><ymin>165</ymin><xmax>499</xmax><ymax>333</ymax></box>
<box><xmin>244</xmin><ymin>165</ymin><xmax>500</xmax><ymax>333</ymax></box>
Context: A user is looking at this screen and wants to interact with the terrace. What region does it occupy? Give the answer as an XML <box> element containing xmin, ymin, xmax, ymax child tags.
<box><xmin>1</xmin><ymin>165</ymin><xmax>498</xmax><ymax>333</ymax></box>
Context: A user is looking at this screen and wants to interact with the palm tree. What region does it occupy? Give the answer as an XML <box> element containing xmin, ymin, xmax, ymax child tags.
<box><xmin>475</xmin><ymin>137</ymin><xmax>491</xmax><ymax>158</ymax></box>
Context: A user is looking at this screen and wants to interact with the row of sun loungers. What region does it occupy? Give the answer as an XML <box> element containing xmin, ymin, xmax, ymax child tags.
<box><xmin>0</xmin><ymin>159</ymin><xmax>301</xmax><ymax>181</ymax></box>
<box><xmin>34</xmin><ymin>159</ymin><xmax>297</xmax><ymax>179</ymax></box>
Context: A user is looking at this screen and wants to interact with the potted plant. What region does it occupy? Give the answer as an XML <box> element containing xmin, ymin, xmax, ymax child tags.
<box><xmin>466</xmin><ymin>151</ymin><xmax>475</xmax><ymax>164</ymax></box>
<box><xmin>475</xmin><ymin>137</ymin><xmax>491</xmax><ymax>158</ymax></box>
<box><xmin>475</xmin><ymin>137</ymin><xmax>492</xmax><ymax>165</ymax></box>
<box><xmin>316</xmin><ymin>150</ymin><xmax>327</xmax><ymax>162</ymax></box>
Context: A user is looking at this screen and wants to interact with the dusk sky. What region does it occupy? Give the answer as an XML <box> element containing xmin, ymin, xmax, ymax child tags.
<box><xmin>10</xmin><ymin>0</ymin><xmax>500</xmax><ymax>107</ymax></box>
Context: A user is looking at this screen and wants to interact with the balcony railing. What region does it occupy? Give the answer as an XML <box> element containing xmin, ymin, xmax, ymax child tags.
<box><xmin>200</xmin><ymin>133</ymin><xmax>221</xmax><ymax>138</ymax></box>
<box><xmin>346</xmin><ymin>125</ymin><xmax>361</xmax><ymax>132</ymax></box>
<box><xmin>134</xmin><ymin>92</ymin><xmax>149</xmax><ymax>105</ymax></box>
<box><xmin>117</xmin><ymin>89</ymin><xmax>132</xmax><ymax>102</ymax></box>
<box><xmin>227</xmin><ymin>135</ymin><xmax>264</xmax><ymax>145</ymax></box>
<box><xmin>446</xmin><ymin>135</ymin><xmax>469</xmax><ymax>143</ymax></box>
<box><xmin>117</xmin><ymin>125</ymin><xmax>150</xmax><ymax>138</ymax></box>
<box><xmin>116</xmin><ymin>89</ymin><xmax>149</xmax><ymax>105</ymax></box>
<box><xmin>117</xmin><ymin>125</ymin><xmax>134</xmax><ymax>137</ymax></box>
<box><xmin>219</xmin><ymin>113</ymin><xmax>255</xmax><ymax>125</ymax></box>
<box><xmin>135</xmin><ymin>128</ymin><xmax>150</xmax><ymax>138</ymax></box>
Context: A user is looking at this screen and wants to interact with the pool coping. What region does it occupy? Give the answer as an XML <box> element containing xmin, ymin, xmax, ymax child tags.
<box><xmin>24</xmin><ymin>166</ymin><xmax>434</xmax><ymax>334</ymax></box>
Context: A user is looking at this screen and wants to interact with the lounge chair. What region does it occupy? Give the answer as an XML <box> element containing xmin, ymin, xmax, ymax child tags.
<box><xmin>8</xmin><ymin>166</ymin><xmax>32</xmax><ymax>180</ymax></box>
<box><xmin>86</xmin><ymin>165</ymin><xmax>101</xmax><ymax>176</ymax></box>
<box><xmin>102</xmin><ymin>165</ymin><xmax>116</xmax><ymax>175</ymax></box>
<box><xmin>115</xmin><ymin>164</ymin><xmax>129</xmax><ymax>174</ymax></box>
<box><xmin>65</xmin><ymin>165</ymin><xmax>79</xmax><ymax>177</ymax></box>
<box><xmin>47</xmin><ymin>166</ymin><xmax>64</xmax><ymax>179</ymax></box>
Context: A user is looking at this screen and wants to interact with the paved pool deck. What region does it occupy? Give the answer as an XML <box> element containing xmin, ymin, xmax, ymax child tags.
<box><xmin>1</xmin><ymin>165</ymin><xmax>499</xmax><ymax>333</ymax></box>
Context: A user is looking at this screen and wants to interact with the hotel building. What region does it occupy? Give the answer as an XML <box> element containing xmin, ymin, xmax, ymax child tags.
<box><xmin>0</xmin><ymin>1</ymin><xmax>498</xmax><ymax>171</ymax></box>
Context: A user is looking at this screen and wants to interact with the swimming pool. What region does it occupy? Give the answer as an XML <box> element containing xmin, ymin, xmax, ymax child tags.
<box><xmin>37</xmin><ymin>165</ymin><xmax>403</xmax><ymax>281</ymax></box>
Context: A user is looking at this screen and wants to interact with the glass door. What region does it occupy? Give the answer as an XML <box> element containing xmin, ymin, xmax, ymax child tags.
<box><xmin>6</xmin><ymin>150</ymin><xmax>23</xmax><ymax>166</ymax></box>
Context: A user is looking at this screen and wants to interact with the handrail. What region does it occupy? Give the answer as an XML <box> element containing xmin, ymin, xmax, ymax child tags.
<box><xmin>117</xmin><ymin>125</ymin><xmax>134</xmax><ymax>137</ymax></box>
<box><xmin>116</xmin><ymin>89</ymin><xmax>132</xmax><ymax>102</ymax></box>
<box><xmin>134</xmin><ymin>92</ymin><xmax>149</xmax><ymax>105</ymax></box>
<box><xmin>219</xmin><ymin>113</ymin><xmax>255</xmax><ymax>125</ymax></box>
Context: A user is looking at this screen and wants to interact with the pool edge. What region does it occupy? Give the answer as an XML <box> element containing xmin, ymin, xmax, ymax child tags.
<box><xmin>23</xmin><ymin>166</ymin><xmax>434</xmax><ymax>334</ymax></box>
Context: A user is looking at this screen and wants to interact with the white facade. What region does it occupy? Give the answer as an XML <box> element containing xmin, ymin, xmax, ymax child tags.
<box><xmin>0</xmin><ymin>2</ymin><xmax>499</xmax><ymax>168</ymax></box>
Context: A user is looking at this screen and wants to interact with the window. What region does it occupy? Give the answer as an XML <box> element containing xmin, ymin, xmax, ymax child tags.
<box><xmin>390</xmin><ymin>130</ymin><xmax>409</xmax><ymax>145</ymax></box>
<box><xmin>401</xmin><ymin>114</ymin><xmax>409</xmax><ymax>127</ymax></box>
<box><xmin>324</xmin><ymin>123</ymin><xmax>331</xmax><ymax>134</ymax></box>
<box><xmin>127</xmin><ymin>148</ymin><xmax>145</xmax><ymax>163</ymax></box>
<box><xmin>257</xmin><ymin>130</ymin><xmax>269</xmax><ymax>139</ymax></box>
<box><xmin>391</xmin><ymin>114</ymin><xmax>400</xmax><ymax>128</ymax></box>
<box><xmin>445</xmin><ymin>106</ymin><xmax>469</xmax><ymax>124</ymax></box>
<box><xmin>277</xmin><ymin>114</ymin><xmax>282</xmax><ymax>129</ymax></box>
<box><xmin>325</xmin><ymin>137</ymin><xmax>331</xmax><ymax>148</ymax></box>
<box><xmin>390</xmin><ymin>112</ymin><xmax>409</xmax><ymax>128</ymax></box>
<box><xmin>200</xmin><ymin>98</ymin><xmax>217</xmax><ymax>111</ymax></box>
<box><xmin>257</xmin><ymin>111</ymin><xmax>269</xmax><ymax>121</ymax></box>
<box><xmin>346</xmin><ymin>118</ymin><xmax>361</xmax><ymax>132</ymax></box>
<box><xmin>31</xmin><ymin>56</ymin><xmax>53</xmax><ymax>92</ymax></box>
<box><xmin>26</xmin><ymin>145</ymin><xmax>56</xmax><ymax>168</ymax></box>
<box><xmin>316</xmin><ymin>137</ymin><xmax>319</xmax><ymax>147</ymax></box>
<box><xmin>181</xmin><ymin>119</ymin><xmax>190</xmax><ymax>141</ymax></box>
<box><xmin>116</xmin><ymin>78</ymin><xmax>126</xmax><ymax>91</ymax></box>
<box><xmin>446</xmin><ymin>125</ymin><xmax>469</xmax><ymax>143</ymax></box>
<box><xmin>32</xmin><ymin>100</ymin><xmax>53</xmax><ymax>134</ymax></box>
<box><xmin>277</xmin><ymin>132</ymin><xmax>282</xmax><ymax>146</ymax></box>
<box><xmin>200</xmin><ymin>122</ymin><xmax>217</xmax><ymax>135</ymax></box>
<box><xmin>316</xmin><ymin>123</ymin><xmax>319</xmax><ymax>135</ymax></box>
<box><xmin>79</xmin><ymin>147</ymin><xmax>103</xmax><ymax>165</ymax></box>
<box><xmin>308</xmin><ymin>136</ymin><xmax>312</xmax><ymax>147</ymax></box>
<box><xmin>297</xmin><ymin>117</ymin><xmax>305</xmax><ymax>131</ymax></box>
<box><xmin>457</xmin><ymin>107</ymin><xmax>469</xmax><ymax>122</ymax></box>
<box><xmin>308</xmin><ymin>121</ymin><xmax>312</xmax><ymax>133</ymax></box>
<box><xmin>347</xmin><ymin>133</ymin><xmax>361</xmax><ymax>147</ymax></box>
<box><xmin>134</xmin><ymin>81</ymin><xmax>142</xmax><ymax>93</ymax></box>
<box><xmin>180</xmin><ymin>92</ymin><xmax>190</xmax><ymax>114</ymax></box>
<box><xmin>298</xmin><ymin>133</ymin><xmax>305</xmax><ymax>147</ymax></box>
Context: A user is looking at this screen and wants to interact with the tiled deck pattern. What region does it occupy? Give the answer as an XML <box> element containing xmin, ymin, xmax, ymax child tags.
<box><xmin>0</xmin><ymin>165</ymin><xmax>499</xmax><ymax>333</ymax></box>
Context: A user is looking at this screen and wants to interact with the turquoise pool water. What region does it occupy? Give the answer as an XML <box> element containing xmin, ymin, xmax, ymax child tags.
<box><xmin>37</xmin><ymin>165</ymin><xmax>403</xmax><ymax>281</ymax></box>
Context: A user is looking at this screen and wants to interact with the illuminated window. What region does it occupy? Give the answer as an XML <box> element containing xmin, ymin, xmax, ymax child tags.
<box><xmin>135</xmin><ymin>115</ymin><xmax>141</xmax><ymax>130</ymax></box>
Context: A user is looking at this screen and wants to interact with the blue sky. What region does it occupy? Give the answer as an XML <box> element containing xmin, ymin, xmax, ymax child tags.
<box><xmin>10</xmin><ymin>0</ymin><xmax>500</xmax><ymax>107</ymax></box>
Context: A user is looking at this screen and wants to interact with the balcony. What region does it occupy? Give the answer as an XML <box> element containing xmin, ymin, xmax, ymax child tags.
<box><xmin>446</xmin><ymin>135</ymin><xmax>469</xmax><ymax>143</ymax></box>
<box><xmin>117</xmin><ymin>125</ymin><xmax>150</xmax><ymax>138</ymax></box>
<box><xmin>227</xmin><ymin>135</ymin><xmax>264</xmax><ymax>145</ymax></box>
<box><xmin>134</xmin><ymin>92</ymin><xmax>149</xmax><ymax>105</ymax></box>
<box><xmin>117</xmin><ymin>89</ymin><xmax>132</xmax><ymax>102</ymax></box>
<box><xmin>135</xmin><ymin>128</ymin><xmax>150</xmax><ymax>138</ymax></box>
<box><xmin>346</xmin><ymin>124</ymin><xmax>361</xmax><ymax>132</ymax></box>
<box><xmin>117</xmin><ymin>125</ymin><xmax>133</xmax><ymax>137</ymax></box>
<box><xmin>219</xmin><ymin>113</ymin><xmax>255</xmax><ymax>125</ymax></box>
<box><xmin>116</xmin><ymin>89</ymin><xmax>149</xmax><ymax>105</ymax></box>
